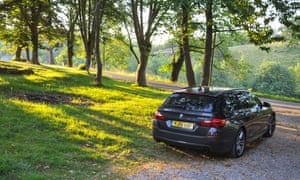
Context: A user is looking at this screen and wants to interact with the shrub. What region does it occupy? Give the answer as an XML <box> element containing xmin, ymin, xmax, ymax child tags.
<box><xmin>289</xmin><ymin>63</ymin><xmax>300</xmax><ymax>84</ymax></box>
<box><xmin>252</xmin><ymin>61</ymin><xmax>296</xmax><ymax>97</ymax></box>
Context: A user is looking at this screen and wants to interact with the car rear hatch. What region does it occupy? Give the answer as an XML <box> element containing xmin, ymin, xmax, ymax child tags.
<box><xmin>155</xmin><ymin>93</ymin><xmax>224</xmax><ymax>136</ymax></box>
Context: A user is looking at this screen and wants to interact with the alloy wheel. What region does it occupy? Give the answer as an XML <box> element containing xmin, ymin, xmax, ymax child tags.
<box><xmin>231</xmin><ymin>129</ymin><xmax>246</xmax><ymax>158</ymax></box>
<box><xmin>264</xmin><ymin>115</ymin><xmax>276</xmax><ymax>137</ymax></box>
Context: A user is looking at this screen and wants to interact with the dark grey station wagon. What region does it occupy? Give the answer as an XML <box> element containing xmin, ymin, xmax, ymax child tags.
<box><xmin>153</xmin><ymin>87</ymin><xmax>276</xmax><ymax>157</ymax></box>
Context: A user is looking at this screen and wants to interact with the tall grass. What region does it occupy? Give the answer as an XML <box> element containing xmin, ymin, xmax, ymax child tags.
<box><xmin>0</xmin><ymin>61</ymin><xmax>172</xmax><ymax>179</ymax></box>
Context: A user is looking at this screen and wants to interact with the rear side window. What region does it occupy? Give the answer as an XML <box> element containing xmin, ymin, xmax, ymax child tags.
<box><xmin>164</xmin><ymin>93</ymin><xmax>216</xmax><ymax>112</ymax></box>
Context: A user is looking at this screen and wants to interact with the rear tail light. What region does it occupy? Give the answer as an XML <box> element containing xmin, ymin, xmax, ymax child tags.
<box><xmin>199</xmin><ymin>118</ymin><xmax>226</xmax><ymax>128</ymax></box>
<box><xmin>154</xmin><ymin>111</ymin><xmax>165</xmax><ymax>121</ymax></box>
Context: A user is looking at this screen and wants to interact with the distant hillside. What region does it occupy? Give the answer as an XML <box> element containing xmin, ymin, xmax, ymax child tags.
<box><xmin>229</xmin><ymin>43</ymin><xmax>300</xmax><ymax>68</ymax></box>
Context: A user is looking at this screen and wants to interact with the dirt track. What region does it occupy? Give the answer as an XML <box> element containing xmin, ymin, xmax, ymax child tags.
<box><xmin>104</xmin><ymin>72</ymin><xmax>300</xmax><ymax>180</ymax></box>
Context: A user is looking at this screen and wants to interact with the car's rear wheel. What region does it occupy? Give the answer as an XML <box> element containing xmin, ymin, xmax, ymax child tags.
<box><xmin>264</xmin><ymin>114</ymin><xmax>276</xmax><ymax>137</ymax></box>
<box><xmin>230</xmin><ymin>128</ymin><xmax>246</xmax><ymax>158</ymax></box>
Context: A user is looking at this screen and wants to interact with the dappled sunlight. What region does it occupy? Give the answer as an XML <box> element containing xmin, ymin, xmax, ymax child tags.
<box><xmin>23</xmin><ymin>71</ymin><xmax>68</xmax><ymax>83</ymax></box>
<box><xmin>70</xmin><ymin>86</ymin><xmax>130</xmax><ymax>103</ymax></box>
<box><xmin>7</xmin><ymin>91</ymin><xmax>160</xmax><ymax>165</ymax></box>
<box><xmin>20</xmin><ymin>64</ymin><xmax>76</xmax><ymax>84</ymax></box>
<box><xmin>10</xmin><ymin>99</ymin><xmax>132</xmax><ymax>155</ymax></box>
<box><xmin>89</xmin><ymin>112</ymin><xmax>135</xmax><ymax>132</ymax></box>
<box><xmin>0</xmin><ymin>77</ymin><xmax>9</xmax><ymax>85</ymax></box>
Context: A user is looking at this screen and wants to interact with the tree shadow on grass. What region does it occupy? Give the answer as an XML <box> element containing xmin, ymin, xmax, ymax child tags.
<box><xmin>0</xmin><ymin>99</ymin><xmax>114</xmax><ymax>179</ymax></box>
<box><xmin>0</xmin><ymin>93</ymin><xmax>164</xmax><ymax>179</ymax></box>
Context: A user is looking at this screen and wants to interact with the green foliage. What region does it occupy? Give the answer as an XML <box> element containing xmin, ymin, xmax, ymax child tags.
<box><xmin>229</xmin><ymin>43</ymin><xmax>300</xmax><ymax>69</ymax></box>
<box><xmin>289</xmin><ymin>63</ymin><xmax>300</xmax><ymax>95</ymax></box>
<box><xmin>253</xmin><ymin>61</ymin><xmax>296</xmax><ymax>97</ymax></box>
<box><xmin>289</xmin><ymin>63</ymin><xmax>300</xmax><ymax>84</ymax></box>
<box><xmin>104</xmin><ymin>38</ymin><xmax>131</xmax><ymax>69</ymax></box>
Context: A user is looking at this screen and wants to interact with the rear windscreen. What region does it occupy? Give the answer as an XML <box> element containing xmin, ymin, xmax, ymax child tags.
<box><xmin>164</xmin><ymin>93</ymin><xmax>216</xmax><ymax>112</ymax></box>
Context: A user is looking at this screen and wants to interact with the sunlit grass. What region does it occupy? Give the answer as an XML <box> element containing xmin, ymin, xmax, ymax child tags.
<box><xmin>0</xmin><ymin>61</ymin><xmax>171</xmax><ymax>179</ymax></box>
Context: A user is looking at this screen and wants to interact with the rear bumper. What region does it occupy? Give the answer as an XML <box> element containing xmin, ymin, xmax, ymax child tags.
<box><xmin>153</xmin><ymin>121</ymin><xmax>235</xmax><ymax>153</ymax></box>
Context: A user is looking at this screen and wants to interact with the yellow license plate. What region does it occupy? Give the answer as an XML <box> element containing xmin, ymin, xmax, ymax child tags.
<box><xmin>172</xmin><ymin>121</ymin><xmax>194</xmax><ymax>129</ymax></box>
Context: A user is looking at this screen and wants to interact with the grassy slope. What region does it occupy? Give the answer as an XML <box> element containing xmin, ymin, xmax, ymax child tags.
<box><xmin>229</xmin><ymin>42</ymin><xmax>300</xmax><ymax>68</ymax></box>
<box><xmin>229</xmin><ymin>43</ymin><xmax>300</xmax><ymax>99</ymax></box>
<box><xmin>0</xmin><ymin>61</ymin><xmax>174</xmax><ymax>179</ymax></box>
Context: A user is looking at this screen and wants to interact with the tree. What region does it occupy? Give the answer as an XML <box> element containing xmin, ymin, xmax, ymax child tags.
<box><xmin>167</xmin><ymin>0</ymin><xmax>210</xmax><ymax>86</ymax></box>
<box><xmin>0</xmin><ymin>1</ymin><xmax>31</xmax><ymax>62</ymax></box>
<box><xmin>77</xmin><ymin>0</ymin><xmax>117</xmax><ymax>85</ymax></box>
<box><xmin>19</xmin><ymin>0</ymin><xmax>54</xmax><ymax>64</ymax></box>
<box><xmin>77</xmin><ymin>0</ymin><xmax>96</xmax><ymax>71</ymax></box>
<box><xmin>253</xmin><ymin>61</ymin><xmax>296</xmax><ymax>96</ymax></box>
<box><xmin>122</xmin><ymin>0</ymin><xmax>170</xmax><ymax>86</ymax></box>
<box><xmin>0</xmin><ymin>0</ymin><xmax>60</xmax><ymax>64</ymax></box>
<box><xmin>199</xmin><ymin>0</ymin><xmax>295</xmax><ymax>86</ymax></box>
<box><xmin>272</xmin><ymin>0</ymin><xmax>300</xmax><ymax>44</ymax></box>
<box><xmin>170</xmin><ymin>41</ymin><xmax>185</xmax><ymax>82</ymax></box>
<box><xmin>201</xmin><ymin>0</ymin><xmax>213</xmax><ymax>86</ymax></box>
<box><xmin>179</xmin><ymin>0</ymin><xmax>196</xmax><ymax>87</ymax></box>
<box><xmin>64</xmin><ymin>0</ymin><xmax>79</xmax><ymax>67</ymax></box>
<box><xmin>94</xmin><ymin>0</ymin><xmax>107</xmax><ymax>86</ymax></box>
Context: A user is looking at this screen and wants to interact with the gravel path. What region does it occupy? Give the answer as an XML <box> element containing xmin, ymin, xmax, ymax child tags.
<box><xmin>127</xmin><ymin>99</ymin><xmax>300</xmax><ymax>180</ymax></box>
<box><xmin>103</xmin><ymin>72</ymin><xmax>300</xmax><ymax>180</ymax></box>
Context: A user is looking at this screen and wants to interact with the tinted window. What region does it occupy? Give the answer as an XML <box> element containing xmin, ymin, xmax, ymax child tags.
<box><xmin>223</xmin><ymin>93</ymin><xmax>238</xmax><ymax>115</ymax></box>
<box><xmin>248</xmin><ymin>93</ymin><xmax>262</xmax><ymax>112</ymax></box>
<box><xmin>236</xmin><ymin>92</ymin><xmax>249</xmax><ymax>110</ymax></box>
<box><xmin>235</xmin><ymin>91</ymin><xmax>262</xmax><ymax>112</ymax></box>
<box><xmin>164</xmin><ymin>93</ymin><xmax>216</xmax><ymax>112</ymax></box>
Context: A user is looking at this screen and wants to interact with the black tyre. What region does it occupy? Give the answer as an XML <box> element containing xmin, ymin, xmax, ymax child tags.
<box><xmin>230</xmin><ymin>129</ymin><xmax>246</xmax><ymax>158</ymax></box>
<box><xmin>264</xmin><ymin>114</ymin><xmax>276</xmax><ymax>137</ymax></box>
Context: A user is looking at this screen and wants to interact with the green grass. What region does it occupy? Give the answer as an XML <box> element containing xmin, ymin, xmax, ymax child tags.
<box><xmin>229</xmin><ymin>42</ymin><xmax>300</xmax><ymax>68</ymax></box>
<box><xmin>0</xmin><ymin>60</ymin><xmax>175</xmax><ymax>179</ymax></box>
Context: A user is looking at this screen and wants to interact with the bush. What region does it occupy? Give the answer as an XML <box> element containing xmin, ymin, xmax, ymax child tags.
<box><xmin>252</xmin><ymin>61</ymin><xmax>296</xmax><ymax>97</ymax></box>
<box><xmin>289</xmin><ymin>63</ymin><xmax>300</xmax><ymax>84</ymax></box>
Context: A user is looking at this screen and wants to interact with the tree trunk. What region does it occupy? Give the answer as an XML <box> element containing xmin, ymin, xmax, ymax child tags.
<box><xmin>66</xmin><ymin>10</ymin><xmax>78</xmax><ymax>67</ymax></box>
<box><xmin>78</xmin><ymin>0</ymin><xmax>95</xmax><ymax>73</ymax></box>
<box><xmin>95</xmin><ymin>38</ymin><xmax>103</xmax><ymax>86</ymax></box>
<box><xmin>49</xmin><ymin>47</ymin><xmax>55</xmax><ymax>64</ymax></box>
<box><xmin>170</xmin><ymin>46</ymin><xmax>184</xmax><ymax>82</ymax></box>
<box><xmin>26</xmin><ymin>47</ymin><xmax>30</xmax><ymax>62</ymax></box>
<box><xmin>201</xmin><ymin>0</ymin><xmax>213</xmax><ymax>86</ymax></box>
<box><xmin>94</xmin><ymin>1</ymin><xmax>103</xmax><ymax>86</ymax></box>
<box><xmin>15</xmin><ymin>47</ymin><xmax>22</xmax><ymax>60</ymax></box>
<box><xmin>182</xmin><ymin>1</ymin><xmax>196</xmax><ymax>87</ymax></box>
<box><xmin>30</xmin><ymin>5</ymin><xmax>40</xmax><ymax>65</ymax></box>
<box><xmin>85</xmin><ymin>45</ymin><xmax>93</xmax><ymax>73</ymax></box>
<box><xmin>183</xmin><ymin>37</ymin><xmax>196</xmax><ymax>87</ymax></box>
<box><xmin>31</xmin><ymin>26</ymin><xmax>40</xmax><ymax>64</ymax></box>
<box><xmin>136</xmin><ymin>48</ymin><xmax>150</xmax><ymax>86</ymax></box>
<box><xmin>67</xmin><ymin>37</ymin><xmax>73</xmax><ymax>67</ymax></box>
